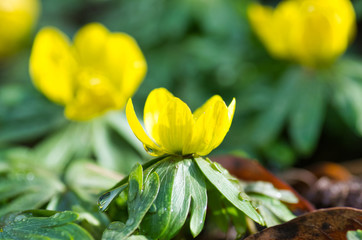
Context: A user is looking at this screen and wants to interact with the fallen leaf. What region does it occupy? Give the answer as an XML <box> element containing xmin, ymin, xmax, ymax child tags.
<box><xmin>245</xmin><ymin>207</ymin><xmax>362</xmax><ymax>240</ymax></box>
<box><xmin>282</xmin><ymin>162</ymin><xmax>362</xmax><ymax>209</ymax></box>
<box><xmin>309</xmin><ymin>162</ymin><xmax>352</xmax><ymax>181</ymax></box>
<box><xmin>307</xmin><ymin>177</ymin><xmax>362</xmax><ymax>209</ymax></box>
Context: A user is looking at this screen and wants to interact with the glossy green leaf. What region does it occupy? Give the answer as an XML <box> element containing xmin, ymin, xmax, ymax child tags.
<box><xmin>128</xmin><ymin>164</ymin><xmax>143</xmax><ymax>202</ymax></box>
<box><xmin>0</xmin><ymin>211</ymin><xmax>93</xmax><ymax>240</ymax></box>
<box><xmin>194</xmin><ymin>157</ymin><xmax>264</xmax><ymax>225</ymax></box>
<box><xmin>98</xmin><ymin>157</ymin><xmax>166</xmax><ymax>212</ymax></box>
<box><xmin>140</xmin><ymin>158</ymin><xmax>207</xmax><ymax>239</ymax></box>
<box><xmin>244</xmin><ymin>181</ymin><xmax>298</xmax><ymax>204</ymax></box>
<box><xmin>160</xmin><ymin>160</ymin><xmax>191</xmax><ymax>239</ymax></box>
<box><xmin>140</xmin><ymin>159</ymin><xmax>178</xmax><ymax>239</ymax></box>
<box><xmin>187</xmin><ymin>159</ymin><xmax>207</xmax><ymax>237</ymax></box>
<box><xmin>257</xmin><ymin>205</ymin><xmax>280</xmax><ymax>227</ymax></box>
<box><xmin>347</xmin><ymin>229</ymin><xmax>362</xmax><ymax>240</ymax></box>
<box><xmin>251</xmin><ymin>194</ymin><xmax>295</xmax><ymax>224</ymax></box>
<box><xmin>51</xmin><ymin>190</ymin><xmax>110</xmax><ymax>240</ymax></box>
<box><xmin>289</xmin><ymin>75</ymin><xmax>326</xmax><ymax>154</ymax></box>
<box><xmin>98</xmin><ymin>185</ymin><xmax>128</xmax><ymax>212</ymax></box>
<box><xmin>102</xmin><ymin>164</ymin><xmax>160</xmax><ymax>240</ymax></box>
<box><xmin>161</xmin><ymin>158</ymin><xmax>207</xmax><ymax>239</ymax></box>
<box><xmin>126</xmin><ymin>235</ymin><xmax>150</xmax><ymax>240</ymax></box>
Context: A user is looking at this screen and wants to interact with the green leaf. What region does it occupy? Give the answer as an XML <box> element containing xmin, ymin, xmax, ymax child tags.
<box><xmin>98</xmin><ymin>185</ymin><xmax>128</xmax><ymax>212</ymax></box>
<box><xmin>244</xmin><ymin>181</ymin><xmax>298</xmax><ymax>204</ymax></box>
<box><xmin>257</xmin><ymin>205</ymin><xmax>280</xmax><ymax>227</ymax></box>
<box><xmin>208</xmin><ymin>190</ymin><xmax>230</xmax><ymax>233</ymax></box>
<box><xmin>128</xmin><ymin>164</ymin><xmax>144</xmax><ymax>202</ymax></box>
<box><xmin>0</xmin><ymin>85</ymin><xmax>66</xmax><ymax>144</ymax></box>
<box><xmin>261</xmin><ymin>140</ymin><xmax>296</xmax><ymax>168</ymax></box>
<box><xmin>0</xmin><ymin>150</ymin><xmax>110</xmax><ymax>239</ymax></box>
<box><xmin>98</xmin><ymin>156</ymin><xmax>166</xmax><ymax>212</ymax></box>
<box><xmin>64</xmin><ymin>160</ymin><xmax>122</xmax><ymax>202</ymax></box>
<box><xmin>251</xmin><ymin>194</ymin><xmax>295</xmax><ymax>225</ymax></box>
<box><xmin>0</xmin><ymin>161</ymin><xmax>64</xmax><ymax>217</ymax></box>
<box><xmin>194</xmin><ymin>157</ymin><xmax>264</xmax><ymax>225</ymax></box>
<box><xmin>126</xmin><ymin>235</ymin><xmax>150</xmax><ymax>240</ymax></box>
<box><xmin>140</xmin><ymin>159</ymin><xmax>180</xmax><ymax>239</ymax></box>
<box><xmin>102</xmin><ymin>164</ymin><xmax>160</xmax><ymax>240</ymax></box>
<box><xmin>140</xmin><ymin>158</ymin><xmax>207</xmax><ymax>239</ymax></box>
<box><xmin>105</xmin><ymin>112</ymin><xmax>149</xmax><ymax>159</ymax></box>
<box><xmin>99</xmin><ymin>157</ymin><xmax>207</xmax><ymax>239</ymax></box>
<box><xmin>0</xmin><ymin>211</ymin><xmax>93</xmax><ymax>240</ymax></box>
<box><xmin>187</xmin><ymin>159</ymin><xmax>207</xmax><ymax>237</ymax></box>
<box><xmin>333</xmin><ymin>76</ymin><xmax>362</xmax><ymax>136</ymax></box>
<box><xmin>251</xmin><ymin>68</ymin><xmax>299</xmax><ymax>146</ymax></box>
<box><xmin>33</xmin><ymin>123</ymin><xmax>92</xmax><ymax>172</ymax></box>
<box><xmin>337</xmin><ymin>58</ymin><xmax>362</xmax><ymax>79</ymax></box>
<box><xmin>347</xmin><ymin>230</ymin><xmax>362</xmax><ymax>240</ymax></box>
<box><xmin>52</xmin><ymin>190</ymin><xmax>110</xmax><ymax>240</ymax></box>
<box><xmin>225</xmin><ymin>201</ymin><xmax>247</xmax><ymax>236</ymax></box>
<box><xmin>289</xmin><ymin>75</ymin><xmax>326</xmax><ymax>154</ymax></box>
<box><xmin>92</xmin><ymin>118</ymin><xmax>142</xmax><ymax>174</ymax></box>
<box><xmin>159</xmin><ymin>160</ymin><xmax>191</xmax><ymax>239</ymax></box>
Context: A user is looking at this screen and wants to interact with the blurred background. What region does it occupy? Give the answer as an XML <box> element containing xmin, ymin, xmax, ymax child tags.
<box><xmin>1</xmin><ymin>0</ymin><xmax>362</xmax><ymax>171</ymax></box>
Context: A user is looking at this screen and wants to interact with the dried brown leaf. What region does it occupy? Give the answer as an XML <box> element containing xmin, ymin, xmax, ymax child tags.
<box><xmin>245</xmin><ymin>207</ymin><xmax>362</xmax><ymax>240</ymax></box>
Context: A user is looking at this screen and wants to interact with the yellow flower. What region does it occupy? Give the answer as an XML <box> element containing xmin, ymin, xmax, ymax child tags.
<box><xmin>0</xmin><ymin>0</ymin><xmax>40</xmax><ymax>57</ymax></box>
<box><xmin>126</xmin><ymin>88</ymin><xmax>236</xmax><ymax>157</ymax></box>
<box><xmin>29</xmin><ymin>23</ymin><xmax>147</xmax><ymax>121</ymax></box>
<box><xmin>248</xmin><ymin>0</ymin><xmax>356</xmax><ymax>68</ymax></box>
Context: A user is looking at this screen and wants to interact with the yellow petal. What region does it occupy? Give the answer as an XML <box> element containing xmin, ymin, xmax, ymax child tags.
<box><xmin>193</xmin><ymin>95</ymin><xmax>224</xmax><ymax>120</ymax></box>
<box><xmin>73</xmin><ymin>23</ymin><xmax>109</xmax><ymax>69</ymax></box>
<box><xmin>154</xmin><ymin>97</ymin><xmax>194</xmax><ymax>155</ymax></box>
<box><xmin>290</xmin><ymin>0</ymin><xmax>356</xmax><ymax>67</ymax></box>
<box><xmin>29</xmin><ymin>27</ymin><xmax>77</xmax><ymax>105</ymax></box>
<box><xmin>144</xmin><ymin>88</ymin><xmax>174</xmax><ymax>137</ymax></box>
<box><xmin>187</xmin><ymin>97</ymin><xmax>234</xmax><ymax>156</ymax></box>
<box><xmin>0</xmin><ymin>0</ymin><xmax>40</xmax><ymax>57</ymax></box>
<box><xmin>126</xmin><ymin>99</ymin><xmax>162</xmax><ymax>156</ymax></box>
<box><xmin>228</xmin><ymin>98</ymin><xmax>236</xmax><ymax>121</ymax></box>
<box><xmin>182</xmin><ymin>111</ymin><xmax>209</xmax><ymax>155</ymax></box>
<box><xmin>102</xmin><ymin>33</ymin><xmax>147</xmax><ymax>103</ymax></box>
<box><xmin>247</xmin><ymin>3</ymin><xmax>292</xmax><ymax>59</ymax></box>
<box><xmin>64</xmin><ymin>74</ymin><xmax>119</xmax><ymax>121</ymax></box>
<box><xmin>204</xmin><ymin>98</ymin><xmax>235</xmax><ymax>155</ymax></box>
<box><xmin>272</xmin><ymin>1</ymin><xmax>301</xmax><ymax>58</ymax></box>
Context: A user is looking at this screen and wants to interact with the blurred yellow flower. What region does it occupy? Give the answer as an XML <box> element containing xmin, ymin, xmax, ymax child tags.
<box><xmin>126</xmin><ymin>88</ymin><xmax>235</xmax><ymax>157</ymax></box>
<box><xmin>248</xmin><ymin>0</ymin><xmax>356</xmax><ymax>68</ymax></box>
<box><xmin>30</xmin><ymin>23</ymin><xmax>147</xmax><ymax>121</ymax></box>
<box><xmin>0</xmin><ymin>0</ymin><xmax>40</xmax><ymax>57</ymax></box>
